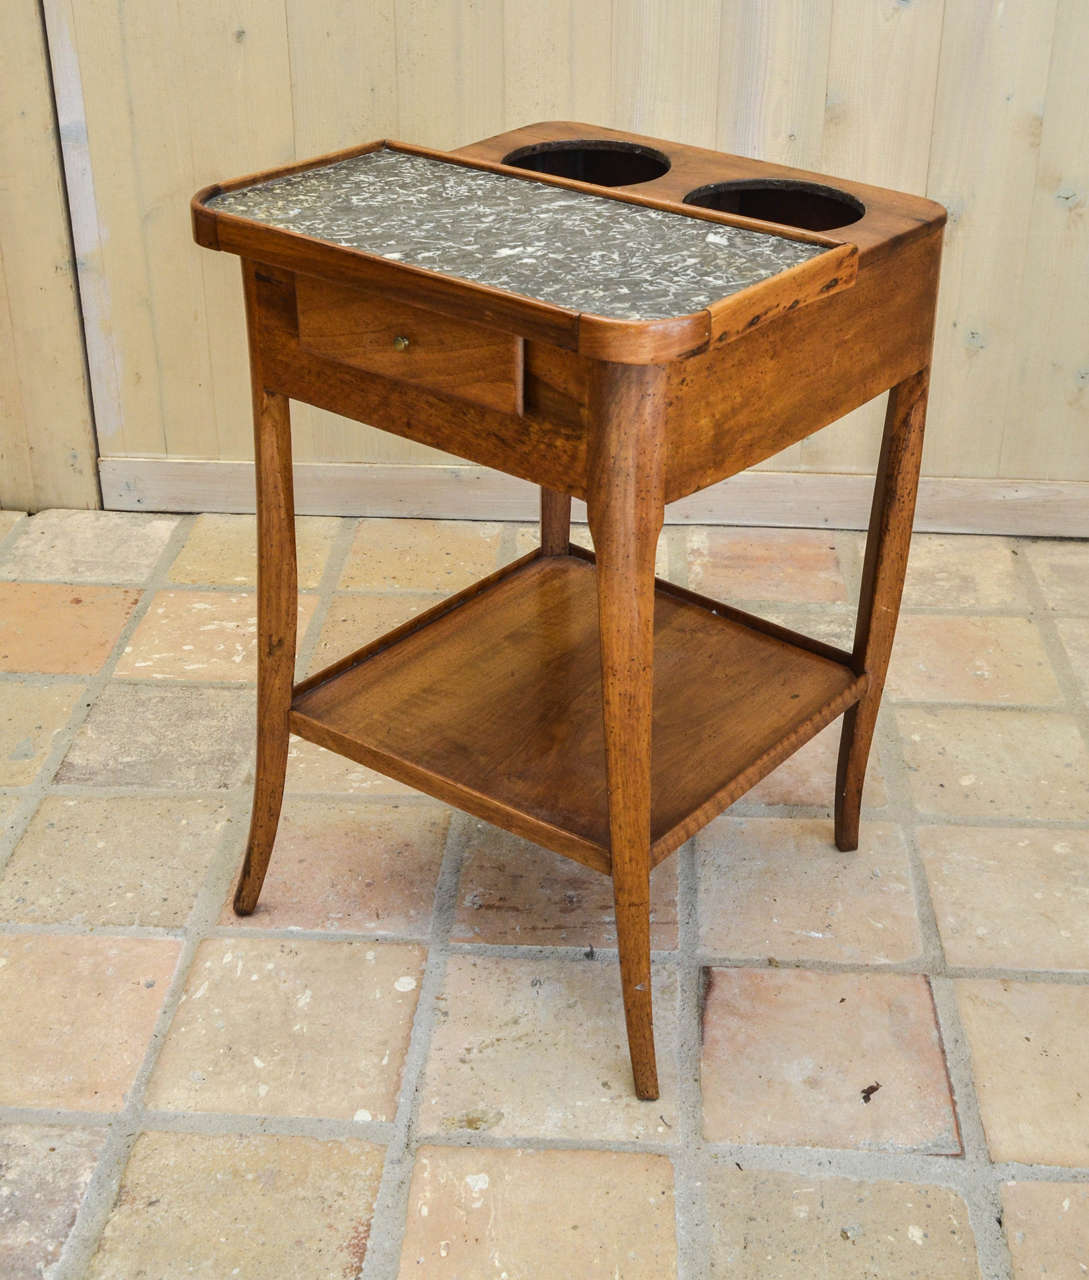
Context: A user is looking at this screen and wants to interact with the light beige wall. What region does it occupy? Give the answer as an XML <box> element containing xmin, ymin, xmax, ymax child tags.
<box><xmin>0</xmin><ymin>0</ymin><xmax>97</xmax><ymax>510</ymax></box>
<box><xmin>37</xmin><ymin>0</ymin><xmax>1089</xmax><ymax>491</ymax></box>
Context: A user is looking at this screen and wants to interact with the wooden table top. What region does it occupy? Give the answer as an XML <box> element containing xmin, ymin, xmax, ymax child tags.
<box><xmin>206</xmin><ymin>145</ymin><xmax>828</xmax><ymax>323</ymax></box>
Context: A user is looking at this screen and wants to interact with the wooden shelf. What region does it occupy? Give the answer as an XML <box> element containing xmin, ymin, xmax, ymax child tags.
<box><xmin>291</xmin><ymin>553</ymin><xmax>867</xmax><ymax>874</ymax></box>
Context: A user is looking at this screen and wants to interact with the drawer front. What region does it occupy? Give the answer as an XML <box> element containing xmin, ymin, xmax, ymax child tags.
<box><xmin>295</xmin><ymin>276</ymin><xmax>523</xmax><ymax>415</ymax></box>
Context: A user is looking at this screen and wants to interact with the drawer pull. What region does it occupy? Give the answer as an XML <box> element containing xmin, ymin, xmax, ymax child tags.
<box><xmin>296</xmin><ymin>276</ymin><xmax>524</xmax><ymax>414</ymax></box>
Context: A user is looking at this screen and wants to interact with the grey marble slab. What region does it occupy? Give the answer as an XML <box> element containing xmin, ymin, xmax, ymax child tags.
<box><xmin>208</xmin><ymin>146</ymin><xmax>825</xmax><ymax>322</ymax></box>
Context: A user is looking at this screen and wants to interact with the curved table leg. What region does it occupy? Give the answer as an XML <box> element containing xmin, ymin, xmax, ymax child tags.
<box><xmin>234</xmin><ymin>276</ymin><xmax>298</xmax><ymax>915</ymax></box>
<box><xmin>587</xmin><ymin>361</ymin><xmax>667</xmax><ymax>1100</ymax></box>
<box><xmin>836</xmin><ymin>367</ymin><xmax>929</xmax><ymax>851</ymax></box>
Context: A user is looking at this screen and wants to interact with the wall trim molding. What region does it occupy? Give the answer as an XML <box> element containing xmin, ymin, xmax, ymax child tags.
<box><xmin>99</xmin><ymin>458</ymin><xmax>1089</xmax><ymax>537</ymax></box>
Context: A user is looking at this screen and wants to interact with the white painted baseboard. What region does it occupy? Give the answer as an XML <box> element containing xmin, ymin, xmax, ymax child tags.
<box><xmin>99</xmin><ymin>458</ymin><xmax>1089</xmax><ymax>537</ymax></box>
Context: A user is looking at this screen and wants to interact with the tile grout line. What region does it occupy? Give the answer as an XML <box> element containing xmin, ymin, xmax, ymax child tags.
<box><xmin>0</xmin><ymin>515</ymin><xmax>196</xmax><ymax>880</ymax></box>
<box><xmin>359</xmin><ymin>809</ymin><xmax>471</xmax><ymax>1280</ymax></box>
<box><xmin>37</xmin><ymin>512</ymin><xmax>375</xmax><ymax>1272</ymax></box>
<box><xmin>871</xmin><ymin>595</ymin><xmax>1016</xmax><ymax>1280</ymax></box>
<box><xmin>37</xmin><ymin>514</ymin><xmax>262</xmax><ymax>1278</ymax></box>
<box><xmin>50</xmin><ymin>511</ymin><xmax>395</xmax><ymax>1278</ymax></box>
<box><xmin>8</xmin><ymin>906</ymin><xmax>1089</xmax><ymax>989</ymax></box>
<box><xmin>47</xmin><ymin>771</ymin><xmax>258</xmax><ymax>1279</ymax></box>
<box><xmin>673</xmin><ymin>835</ymin><xmax>712</xmax><ymax>1280</ymax></box>
<box><xmin>1015</xmin><ymin>538</ymin><xmax>1089</xmax><ymax>762</ymax></box>
<box><xmin>5</xmin><ymin>1098</ymin><xmax>1084</xmax><ymax>1184</ymax></box>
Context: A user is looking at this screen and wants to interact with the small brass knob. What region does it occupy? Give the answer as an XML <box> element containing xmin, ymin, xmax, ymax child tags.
<box><xmin>392</xmin><ymin>335</ymin><xmax>410</xmax><ymax>352</ymax></box>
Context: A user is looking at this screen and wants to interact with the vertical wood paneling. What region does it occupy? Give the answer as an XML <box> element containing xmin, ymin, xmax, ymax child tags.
<box><xmin>55</xmin><ymin>0</ymin><xmax>164</xmax><ymax>457</ymax></box>
<box><xmin>117</xmin><ymin>1</ymin><xmax>217</xmax><ymax>460</ymax></box>
<box><xmin>0</xmin><ymin>240</ymin><xmax>35</xmax><ymax>507</ymax></box>
<box><xmin>613</xmin><ymin>0</ymin><xmax>722</xmax><ymax>146</ymax></box>
<box><xmin>1001</xmin><ymin>0</ymin><xmax>1089</xmax><ymax>481</ymax></box>
<box><xmin>569</xmin><ymin>1</ymin><xmax>616</xmax><ymax>126</ymax></box>
<box><xmin>181</xmin><ymin>3</ymin><xmax>297</xmax><ymax>462</ymax></box>
<box><xmin>799</xmin><ymin>0</ymin><xmax>945</xmax><ymax>474</ymax></box>
<box><xmin>717</xmin><ymin>0</ymin><xmax>832</xmax><ymax>169</ymax></box>
<box><xmin>286</xmin><ymin>0</ymin><xmax>399</xmax><ymax>155</ymax></box>
<box><xmin>0</xmin><ymin>0</ymin><xmax>96</xmax><ymax>509</ymax></box>
<box><xmin>503</xmin><ymin>0</ymin><xmax>613</xmax><ymax>130</ymax></box>
<box><xmin>925</xmin><ymin>0</ymin><xmax>1058</xmax><ymax>478</ymax></box>
<box><xmin>822</xmin><ymin>0</ymin><xmax>944</xmax><ymax>189</ymax></box>
<box><xmin>394</xmin><ymin>0</ymin><xmax>505</xmax><ymax>149</ymax></box>
<box><xmin>27</xmin><ymin>0</ymin><xmax>1089</xmax><ymax>492</ymax></box>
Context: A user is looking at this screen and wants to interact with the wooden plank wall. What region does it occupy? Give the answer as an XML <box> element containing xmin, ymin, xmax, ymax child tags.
<box><xmin>31</xmin><ymin>0</ymin><xmax>1089</xmax><ymax>499</ymax></box>
<box><xmin>0</xmin><ymin>0</ymin><xmax>97</xmax><ymax>510</ymax></box>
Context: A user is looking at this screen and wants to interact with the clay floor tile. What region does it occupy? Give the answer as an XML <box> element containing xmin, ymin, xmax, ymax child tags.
<box><xmin>340</xmin><ymin>518</ymin><xmax>504</xmax><ymax>592</ymax></box>
<box><xmin>307</xmin><ymin>593</ymin><xmax>442</xmax><ymax>675</ymax></box>
<box><xmin>0</xmin><ymin>935</ymin><xmax>179</xmax><ymax>1110</ymax></box>
<box><xmin>706</xmin><ymin>1165</ymin><xmax>980</xmax><ymax>1279</ymax></box>
<box><xmin>0</xmin><ymin>795</ymin><xmax>230</xmax><ymax>927</ymax></box>
<box><xmin>886</xmin><ymin>615</ymin><xmax>1062</xmax><ymax>705</ymax></box>
<box><xmin>685</xmin><ymin>527</ymin><xmax>854</xmax><ymax>603</ymax></box>
<box><xmin>896</xmin><ymin>707</ymin><xmax>1089</xmax><ymax>821</ymax></box>
<box><xmin>917</xmin><ymin>826</ymin><xmax>1089</xmax><ymax>970</ymax></box>
<box><xmin>284</xmin><ymin>734</ymin><xmax>418</xmax><ymax>796</ymax></box>
<box><xmin>746</xmin><ymin>719</ymin><xmax>887</xmax><ymax>808</ymax></box>
<box><xmin>417</xmin><ymin>954</ymin><xmax>680</xmax><ymax>1142</ymax></box>
<box><xmin>1023</xmin><ymin>539</ymin><xmax>1089</xmax><ymax>614</ymax></box>
<box><xmin>399</xmin><ymin>1145</ymin><xmax>676</xmax><ymax>1279</ymax></box>
<box><xmin>451</xmin><ymin>822</ymin><xmax>678</xmax><ymax>948</ymax></box>
<box><xmin>1001</xmin><ymin>1180</ymin><xmax>1089</xmax><ymax>1278</ymax></box>
<box><xmin>0</xmin><ymin>1125</ymin><xmax>106</xmax><ymax>1280</ymax></box>
<box><xmin>0</xmin><ymin>511</ymin><xmax>178</xmax><ymax>584</ymax></box>
<box><xmin>114</xmin><ymin>590</ymin><xmax>317</xmax><ymax>682</ymax></box>
<box><xmin>0</xmin><ymin>583</ymin><xmax>140</xmax><ymax>675</ymax></box>
<box><xmin>956</xmin><ymin>978</ymin><xmax>1089</xmax><ymax>1166</ymax></box>
<box><xmin>144</xmin><ymin>936</ymin><xmax>425</xmax><ymax>1122</ymax></box>
<box><xmin>701</xmin><ymin>967</ymin><xmax>959</xmax><ymax>1152</ymax></box>
<box><xmin>168</xmin><ymin>512</ymin><xmax>338</xmax><ymax>588</ymax></box>
<box><xmin>56</xmin><ymin>684</ymin><xmax>253</xmax><ymax>790</ymax></box>
<box><xmin>219</xmin><ymin>799</ymin><xmax>450</xmax><ymax>936</ymax></box>
<box><xmin>0</xmin><ymin>681</ymin><xmax>85</xmax><ymax>786</ymax></box>
<box><xmin>86</xmin><ymin>1131</ymin><xmax>384</xmax><ymax>1279</ymax></box>
<box><xmin>1055</xmin><ymin>617</ymin><xmax>1089</xmax><ymax>701</ymax></box>
<box><xmin>901</xmin><ymin>535</ymin><xmax>1027</xmax><ymax>610</ymax></box>
<box><xmin>696</xmin><ymin>817</ymin><xmax>922</xmax><ymax>964</ymax></box>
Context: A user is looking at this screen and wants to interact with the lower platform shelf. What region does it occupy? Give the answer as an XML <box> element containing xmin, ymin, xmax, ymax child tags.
<box><xmin>291</xmin><ymin>552</ymin><xmax>866</xmax><ymax>873</ymax></box>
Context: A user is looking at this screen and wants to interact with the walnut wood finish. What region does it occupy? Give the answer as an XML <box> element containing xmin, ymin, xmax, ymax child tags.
<box><xmin>586</xmin><ymin>362</ymin><xmax>667</xmax><ymax>1097</ymax></box>
<box><xmin>193</xmin><ymin>138</ymin><xmax>856</xmax><ymax>365</ymax></box>
<box><xmin>289</xmin><ymin>553</ymin><xmax>864</xmax><ymax>872</ymax></box>
<box><xmin>454</xmin><ymin>121</ymin><xmax>946</xmax><ymax>265</ymax></box>
<box><xmin>249</xmin><ymin>265</ymin><xmax>588</xmax><ymax>496</ymax></box>
<box><xmin>661</xmin><ymin>227</ymin><xmax>942</xmax><ymax>502</ymax></box>
<box><xmin>194</xmin><ymin>121</ymin><xmax>943</xmax><ymax>1099</ymax></box>
<box><xmin>540</xmin><ymin>487</ymin><xmax>571</xmax><ymax>554</ymax></box>
<box><xmin>234</xmin><ymin>262</ymin><xmax>297</xmax><ymax>916</ymax></box>
<box><xmin>296</xmin><ymin>276</ymin><xmax>524</xmax><ymax>415</ymax></box>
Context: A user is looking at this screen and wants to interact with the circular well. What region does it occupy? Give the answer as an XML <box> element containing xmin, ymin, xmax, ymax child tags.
<box><xmin>684</xmin><ymin>179</ymin><xmax>865</xmax><ymax>231</ymax></box>
<box><xmin>501</xmin><ymin>139</ymin><xmax>671</xmax><ymax>187</ymax></box>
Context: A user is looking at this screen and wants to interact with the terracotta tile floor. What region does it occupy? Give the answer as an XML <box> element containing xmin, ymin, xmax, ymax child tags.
<box><xmin>0</xmin><ymin>508</ymin><xmax>1087</xmax><ymax>1279</ymax></box>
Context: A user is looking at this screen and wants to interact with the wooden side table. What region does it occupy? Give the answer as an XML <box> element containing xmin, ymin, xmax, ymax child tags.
<box><xmin>192</xmin><ymin>123</ymin><xmax>944</xmax><ymax>1101</ymax></box>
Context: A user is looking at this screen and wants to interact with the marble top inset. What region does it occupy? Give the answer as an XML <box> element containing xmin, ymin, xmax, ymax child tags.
<box><xmin>207</xmin><ymin>147</ymin><xmax>826</xmax><ymax>322</ymax></box>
